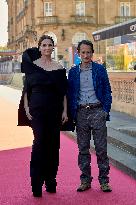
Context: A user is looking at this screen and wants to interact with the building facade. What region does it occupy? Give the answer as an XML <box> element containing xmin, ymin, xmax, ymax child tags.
<box><xmin>6</xmin><ymin>0</ymin><xmax>136</xmax><ymax>66</ymax></box>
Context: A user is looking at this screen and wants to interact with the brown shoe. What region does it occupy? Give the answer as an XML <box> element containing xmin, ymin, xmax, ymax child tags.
<box><xmin>100</xmin><ymin>183</ymin><xmax>112</xmax><ymax>192</ymax></box>
<box><xmin>77</xmin><ymin>182</ymin><xmax>91</xmax><ymax>192</ymax></box>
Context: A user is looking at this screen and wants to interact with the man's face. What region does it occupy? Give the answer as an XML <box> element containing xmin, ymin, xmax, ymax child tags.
<box><xmin>78</xmin><ymin>44</ymin><xmax>93</xmax><ymax>64</ymax></box>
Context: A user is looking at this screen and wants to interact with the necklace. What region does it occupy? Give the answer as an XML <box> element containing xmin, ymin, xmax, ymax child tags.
<box><xmin>80</xmin><ymin>63</ymin><xmax>91</xmax><ymax>71</ymax></box>
<box><xmin>39</xmin><ymin>58</ymin><xmax>54</xmax><ymax>70</ymax></box>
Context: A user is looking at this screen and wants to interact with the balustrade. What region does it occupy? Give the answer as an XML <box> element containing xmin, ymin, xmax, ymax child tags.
<box><xmin>109</xmin><ymin>72</ymin><xmax>136</xmax><ymax>116</ymax></box>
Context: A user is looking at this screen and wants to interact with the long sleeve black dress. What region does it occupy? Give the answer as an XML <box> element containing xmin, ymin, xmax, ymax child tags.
<box><xmin>18</xmin><ymin>47</ymin><xmax>68</xmax><ymax>188</ymax></box>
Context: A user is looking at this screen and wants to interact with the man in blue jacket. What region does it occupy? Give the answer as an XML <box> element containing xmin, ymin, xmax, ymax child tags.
<box><xmin>68</xmin><ymin>40</ymin><xmax>112</xmax><ymax>192</ymax></box>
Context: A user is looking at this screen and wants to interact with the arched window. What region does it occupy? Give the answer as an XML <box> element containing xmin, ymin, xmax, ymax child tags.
<box><xmin>72</xmin><ymin>32</ymin><xmax>87</xmax><ymax>46</ymax></box>
<box><xmin>43</xmin><ymin>31</ymin><xmax>57</xmax><ymax>45</ymax></box>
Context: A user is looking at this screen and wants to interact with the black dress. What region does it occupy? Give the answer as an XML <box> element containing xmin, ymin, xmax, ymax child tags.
<box><xmin>18</xmin><ymin>47</ymin><xmax>68</xmax><ymax>188</ymax></box>
<box><xmin>29</xmin><ymin>69</ymin><xmax>67</xmax><ymax>184</ymax></box>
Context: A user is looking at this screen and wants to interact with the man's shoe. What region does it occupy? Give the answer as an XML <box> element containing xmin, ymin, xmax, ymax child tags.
<box><xmin>100</xmin><ymin>183</ymin><xmax>112</xmax><ymax>192</ymax></box>
<box><xmin>77</xmin><ymin>182</ymin><xmax>91</xmax><ymax>192</ymax></box>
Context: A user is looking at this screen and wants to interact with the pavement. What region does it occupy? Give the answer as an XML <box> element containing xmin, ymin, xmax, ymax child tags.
<box><xmin>107</xmin><ymin>110</ymin><xmax>136</xmax><ymax>138</ymax></box>
<box><xmin>0</xmin><ymin>85</ymin><xmax>33</xmax><ymax>151</ymax></box>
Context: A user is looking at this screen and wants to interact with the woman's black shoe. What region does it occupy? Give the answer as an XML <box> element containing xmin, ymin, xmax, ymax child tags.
<box><xmin>45</xmin><ymin>179</ymin><xmax>57</xmax><ymax>193</ymax></box>
<box><xmin>32</xmin><ymin>187</ymin><xmax>42</xmax><ymax>197</ymax></box>
<box><xmin>46</xmin><ymin>185</ymin><xmax>56</xmax><ymax>193</ymax></box>
<box><xmin>33</xmin><ymin>191</ymin><xmax>42</xmax><ymax>197</ymax></box>
<box><xmin>31</xmin><ymin>177</ymin><xmax>43</xmax><ymax>197</ymax></box>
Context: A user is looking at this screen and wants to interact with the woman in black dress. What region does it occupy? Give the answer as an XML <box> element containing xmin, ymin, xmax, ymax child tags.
<box><xmin>18</xmin><ymin>35</ymin><xmax>68</xmax><ymax>197</ymax></box>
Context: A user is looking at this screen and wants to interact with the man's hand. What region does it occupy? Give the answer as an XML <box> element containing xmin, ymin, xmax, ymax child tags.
<box><xmin>103</xmin><ymin>111</ymin><xmax>108</xmax><ymax>118</ymax></box>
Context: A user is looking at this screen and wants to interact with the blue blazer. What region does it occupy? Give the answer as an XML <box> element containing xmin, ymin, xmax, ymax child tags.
<box><xmin>67</xmin><ymin>62</ymin><xmax>112</xmax><ymax>121</ymax></box>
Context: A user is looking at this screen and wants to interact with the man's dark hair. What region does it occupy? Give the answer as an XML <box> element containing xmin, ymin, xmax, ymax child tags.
<box><xmin>77</xmin><ymin>40</ymin><xmax>94</xmax><ymax>53</ymax></box>
<box><xmin>38</xmin><ymin>35</ymin><xmax>54</xmax><ymax>47</ymax></box>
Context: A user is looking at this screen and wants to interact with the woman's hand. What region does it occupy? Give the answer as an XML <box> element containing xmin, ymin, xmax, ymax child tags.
<box><xmin>25</xmin><ymin>106</ymin><xmax>32</xmax><ymax>120</ymax></box>
<box><xmin>61</xmin><ymin>110</ymin><xmax>68</xmax><ymax>125</ymax></box>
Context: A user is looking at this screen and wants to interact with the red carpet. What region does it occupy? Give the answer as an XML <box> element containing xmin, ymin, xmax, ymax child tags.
<box><xmin>0</xmin><ymin>133</ymin><xmax>136</xmax><ymax>205</ymax></box>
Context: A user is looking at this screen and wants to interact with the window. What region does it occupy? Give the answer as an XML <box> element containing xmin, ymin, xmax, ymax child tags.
<box><xmin>120</xmin><ymin>2</ymin><xmax>130</xmax><ymax>16</ymax></box>
<box><xmin>44</xmin><ymin>2</ymin><xmax>53</xmax><ymax>16</ymax></box>
<box><xmin>76</xmin><ymin>1</ymin><xmax>85</xmax><ymax>16</ymax></box>
<box><xmin>72</xmin><ymin>32</ymin><xmax>87</xmax><ymax>45</ymax></box>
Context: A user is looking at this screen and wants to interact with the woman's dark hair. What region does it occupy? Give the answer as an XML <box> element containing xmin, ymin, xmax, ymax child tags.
<box><xmin>38</xmin><ymin>35</ymin><xmax>54</xmax><ymax>47</ymax></box>
<box><xmin>134</xmin><ymin>64</ymin><xmax>136</xmax><ymax>70</ymax></box>
<box><xmin>77</xmin><ymin>40</ymin><xmax>94</xmax><ymax>53</ymax></box>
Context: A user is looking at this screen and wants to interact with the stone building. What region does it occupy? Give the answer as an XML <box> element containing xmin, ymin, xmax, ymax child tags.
<box><xmin>6</xmin><ymin>0</ymin><xmax>136</xmax><ymax>66</ymax></box>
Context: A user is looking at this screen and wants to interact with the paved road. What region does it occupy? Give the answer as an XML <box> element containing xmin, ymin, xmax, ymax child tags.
<box><xmin>0</xmin><ymin>85</ymin><xmax>21</xmax><ymax>105</ymax></box>
<box><xmin>0</xmin><ymin>85</ymin><xmax>32</xmax><ymax>151</ymax></box>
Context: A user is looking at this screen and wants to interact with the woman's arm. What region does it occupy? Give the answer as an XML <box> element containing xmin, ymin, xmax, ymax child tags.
<box><xmin>24</xmin><ymin>92</ymin><xmax>32</xmax><ymax>120</ymax></box>
<box><xmin>24</xmin><ymin>92</ymin><xmax>28</xmax><ymax>109</ymax></box>
<box><xmin>63</xmin><ymin>95</ymin><xmax>67</xmax><ymax>113</ymax></box>
<box><xmin>62</xmin><ymin>95</ymin><xmax>68</xmax><ymax>124</ymax></box>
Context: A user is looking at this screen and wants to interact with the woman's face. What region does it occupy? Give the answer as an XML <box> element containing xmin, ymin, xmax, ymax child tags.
<box><xmin>39</xmin><ymin>39</ymin><xmax>54</xmax><ymax>56</ymax></box>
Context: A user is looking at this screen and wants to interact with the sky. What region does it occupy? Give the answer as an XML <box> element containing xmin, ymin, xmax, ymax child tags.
<box><xmin>0</xmin><ymin>0</ymin><xmax>8</xmax><ymax>47</ymax></box>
